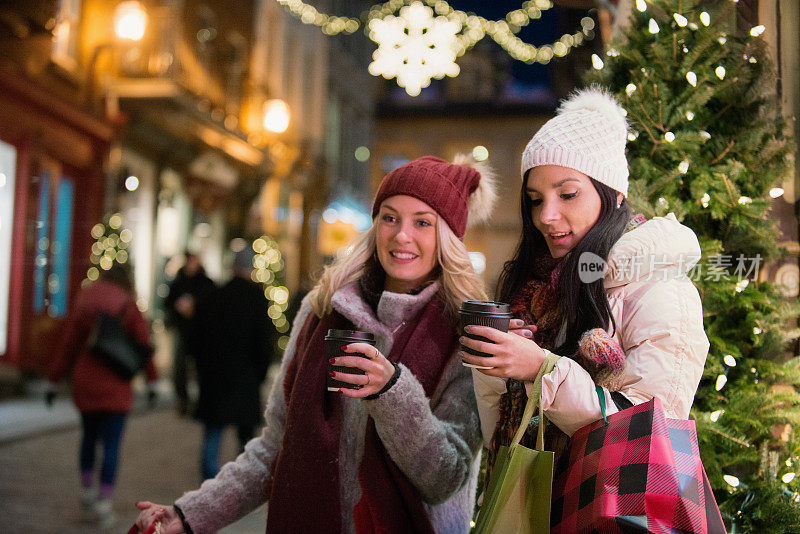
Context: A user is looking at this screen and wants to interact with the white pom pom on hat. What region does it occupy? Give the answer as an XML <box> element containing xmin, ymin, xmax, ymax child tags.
<box><xmin>450</xmin><ymin>153</ymin><xmax>498</xmax><ymax>229</ymax></box>
<box><xmin>521</xmin><ymin>85</ymin><xmax>630</xmax><ymax>197</ymax></box>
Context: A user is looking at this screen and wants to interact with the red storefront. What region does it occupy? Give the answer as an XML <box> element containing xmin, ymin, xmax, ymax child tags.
<box><xmin>0</xmin><ymin>59</ymin><xmax>116</xmax><ymax>372</ymax></box>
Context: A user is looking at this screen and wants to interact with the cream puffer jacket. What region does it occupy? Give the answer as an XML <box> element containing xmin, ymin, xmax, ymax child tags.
<box><xmin>473</xmin><ymin>213</ymin><xmax>710</xmax><ymax>444</ymax></box>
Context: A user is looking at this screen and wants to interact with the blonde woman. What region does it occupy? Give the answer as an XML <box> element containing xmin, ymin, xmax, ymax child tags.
<box><xmin>134</xmin><ymin>156</ymin><xmax>496</xmax><ymax>534</ymax></box>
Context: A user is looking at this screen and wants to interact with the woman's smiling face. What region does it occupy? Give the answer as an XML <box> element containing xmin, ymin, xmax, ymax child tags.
<box><xmin>375</xmin><ymin>195</ymin><xmax>439</xmax><ymax>293</ymax></box>
<box><xmin>526</xmin><ymin>165</ymin><xmax>602</xmax><ymax>258</ymax></box>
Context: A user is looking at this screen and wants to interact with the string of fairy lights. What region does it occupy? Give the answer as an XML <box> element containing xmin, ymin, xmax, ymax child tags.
<box><xmin>85</xmin><ymin>213</ymin><xmax>131</xmax><ymax>285</ymax></box>
<box><xmin>589</xmin><ymin>0</ymin><xmax>795</xmax><ymax>496</ymax></box>
<box><xmin>276</xmin><ymin>0</ymin><xmax>595</xmax><ymax>95</ymax></box>
<box><xmin>250</xmin><ymin>235</ymin><xmax>291</xmax><ymax>351</ymax></box>
<box><xmin>278</xmin><ymin>0</ymin><xmax>596</xmax><ymax>61</ymax></box>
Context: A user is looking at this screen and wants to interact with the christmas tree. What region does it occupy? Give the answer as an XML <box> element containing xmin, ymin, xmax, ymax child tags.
<box><xmin>586</xmin><ymin>0</ymin><xmax>800</xmax><ymax>529</ymax></box>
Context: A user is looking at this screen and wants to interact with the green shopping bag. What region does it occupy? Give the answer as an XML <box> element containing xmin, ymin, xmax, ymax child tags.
<box><xmin>473</xmin><ymin>353</ymin><xmax>560</xmax><ymax>534</ymax></box>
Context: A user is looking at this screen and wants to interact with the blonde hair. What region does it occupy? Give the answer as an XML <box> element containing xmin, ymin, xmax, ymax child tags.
<box><xmin>309</xmin><ymin>217</ymin><xmax>486</xmax><ymax>317</ymax></box>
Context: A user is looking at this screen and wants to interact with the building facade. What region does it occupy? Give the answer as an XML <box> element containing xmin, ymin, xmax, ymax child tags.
<box><xmin>0</xmin><ymin>1</ymin><xmax>117</xmax><ymax>372</ymax></box>
<box><xmin>0</xmin><ymin>0</ymin><xmax>376</xmax><ymax>377</ymax></box>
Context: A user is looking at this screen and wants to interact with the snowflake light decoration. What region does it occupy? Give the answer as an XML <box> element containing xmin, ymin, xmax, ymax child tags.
<box><xmin>278</xmin><ymin>0</ymin><xmax>596</xmax><ymax>96</ymax></box>
<box><xmin>367</xmin><ymin>1</ymin><xmax>460</xmax><ymax>97</ymax></box>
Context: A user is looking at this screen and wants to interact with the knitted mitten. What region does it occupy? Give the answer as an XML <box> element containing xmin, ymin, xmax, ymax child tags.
<box><xmin>578</xmin><ymin>328</ymin><xmax>626</xmax><ymax>389</ymax></box>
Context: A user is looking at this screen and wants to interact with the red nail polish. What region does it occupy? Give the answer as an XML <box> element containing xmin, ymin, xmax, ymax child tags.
<box><xmin>329</xmin><ymin>371</ymin><xmax>335</xmax><ymax>377</ymax></box>
<box><xmin>329</xmin><ymin>358</ymin><xmax>335</xmax><ymax>364</ymax></box>
<box><xmin>341</xmin><ymin>345</ymin><xmax>348</xmax><ymax>351</ymax></box>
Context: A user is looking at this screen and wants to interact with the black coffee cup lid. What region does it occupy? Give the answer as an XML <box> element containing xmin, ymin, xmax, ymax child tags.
<box><xmin>325</xmin><ymin>329</ymin><xmax>376</xmax><ymax>342</ymax></box>
<box><xmin>459</xmin><ymin>300</ymin><xmax>512</xmax><ymax>316</ymax></box>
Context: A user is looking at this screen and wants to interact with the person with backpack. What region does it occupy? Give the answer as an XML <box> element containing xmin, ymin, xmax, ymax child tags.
<box><xmin>48</xmin><ymin>263</ymin><xmax>158</xmax><ymax>528</ymax></box>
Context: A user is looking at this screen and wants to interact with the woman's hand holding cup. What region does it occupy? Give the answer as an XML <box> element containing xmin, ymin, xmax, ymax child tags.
<box><xmin>459</xmin><ymin>325</ymin><xmax>546</xmax><ymax>381</ymax></box>
<box><xmin>509</xmin><ymin>318</ymin><xmax>537</xmax><ymax>339</ymax></box>
<box><xmin>330</xmin><ymin>342</ymin><xmax>395</xmax><ymax>398</ymax></box>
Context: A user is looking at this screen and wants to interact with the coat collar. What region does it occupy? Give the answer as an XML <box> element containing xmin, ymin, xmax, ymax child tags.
<box><xmin>331</xmin><ymin>280</ymin><xmax>441</xmax><ymax>339</ymax></box>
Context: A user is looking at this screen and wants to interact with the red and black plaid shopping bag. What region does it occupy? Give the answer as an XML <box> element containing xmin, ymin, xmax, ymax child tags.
<box><xmin>550</xmin><ymin>395</ymin><xmax>726</xmax><ymax>533</ymax></box>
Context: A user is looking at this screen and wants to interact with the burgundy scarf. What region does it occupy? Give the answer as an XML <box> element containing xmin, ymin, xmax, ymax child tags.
<box><xmin>267</xmin><ymin>292</ymin><xmax>458</xmax><ymax>533</ymax></box>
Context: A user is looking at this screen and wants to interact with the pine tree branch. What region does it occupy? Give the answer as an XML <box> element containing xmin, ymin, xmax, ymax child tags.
<box><xmin>711</xmin><ymin>140</ymin><xmax>737</xmax><ymax>165</ymax></box>
<box><xmin>713</xmin><ymin>101</ymin><xmax>735</xmax><ymax>122</ymax></box>
<box><xmin>672</xmin><ymin>33</ymin><xmax>677</xmax><ymax>63</ymax></box>
<box><xmin>721</xmin><ymin>173</ymin><xmax>737</xmax><ymax>205</ymax></box>
<box><xmin>704</xmin><ymin>424</ymin><xmax>752</xmax><ymax>448</ymax></box>
<box><xmin>638</xmin><ymin>100</ymin><xmax>664</xmax><ymax>134</ymax></box>
<box><xmin>647</xmin><ymin>169</ymin><xmax>681</xmax><ymax>197</ymax></box>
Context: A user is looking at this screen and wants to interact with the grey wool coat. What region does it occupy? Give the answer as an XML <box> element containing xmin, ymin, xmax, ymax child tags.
<box><xmin>175</xmin><ymin>280</ymin><xmax>483</xmax><ymax>533</ymax></box>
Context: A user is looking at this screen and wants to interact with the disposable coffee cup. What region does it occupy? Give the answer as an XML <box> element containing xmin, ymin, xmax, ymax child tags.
<box><xmin>325</xmin><ymin>329</ymin><xmax>376</xmax><ymax>391</ymax></box>
<box><xmin>459</xmin><ymin>300</ymin><xmax>512</xmax><ymax>369</ymax></box>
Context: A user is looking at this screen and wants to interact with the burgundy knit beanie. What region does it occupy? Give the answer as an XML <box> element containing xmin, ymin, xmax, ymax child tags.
<box><xmin>371</xmin><ymin>156</ymin><xmax>483</xmax><ymax>238</ymax></box>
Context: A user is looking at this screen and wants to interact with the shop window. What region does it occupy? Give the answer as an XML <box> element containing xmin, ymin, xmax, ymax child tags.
<box><xmin>33</xmin><ymin>172</ymin><xmax>50</xmax><ymax>314</ymax></box>
<box><xmin>32</xmin><ymin>168</ymin><xmax>74</xmax><ymax>318</ymax></box>
<box><xmin>51</xmin><ymin>179</ymin><xmax>74</xmax><ymax>316</ymax></box>
<box><xmin>0</xmin><ymin>140</ymin><xmax>17</xmax><ymax>355</ymax></box>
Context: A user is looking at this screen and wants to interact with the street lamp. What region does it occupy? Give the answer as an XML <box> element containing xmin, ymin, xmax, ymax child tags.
<box><xmin>263</xmin><ymin>99</ymin><xmax>290</xmax><ymax>133</ymax></box>
<box><xmin>113</xmin><ymin>1</ymin><xmax>148</xmax><ymax>41</ymax></box>
<box><xmin>86</xmin><ymin>1</ymin><xmax>148</xmax><ymax>110</ymax></box>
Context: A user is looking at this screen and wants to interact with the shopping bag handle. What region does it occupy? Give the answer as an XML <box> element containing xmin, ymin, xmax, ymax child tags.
<box><xmin>510</xmin><ymin>350</ymin><xmax>561</xmax><ymax>451</ymax></box>
<box><xmin>597</xmin><ymin>385</ymin><xmax>608</xmax><ymax>424</ymax></box>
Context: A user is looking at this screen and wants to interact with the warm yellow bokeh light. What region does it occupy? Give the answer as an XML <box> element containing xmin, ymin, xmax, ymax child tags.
<box><xmin>263</xmin><ymin>100</ymin><xmax>290</xmax><ymax>133</ymax></box>
<box><xmin>113</xmin><ymin>1</ymin><xmax>148</xmax><ymax>41</ymax></box>
<box><xmin>108</xmin><ymin>213</ymin><xmax>123</xmax><ymax>229</ymax></box>
<box><xmin>91</xmin><ymin>224</ymin><xmax>105</xmax><ymax>239</ymax></box>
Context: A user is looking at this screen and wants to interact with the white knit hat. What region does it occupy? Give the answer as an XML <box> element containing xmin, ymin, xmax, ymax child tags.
<box><xmin>521</xmin><ymin>86</ymin><xmax>630</xmax><ymax>197</ymax></box>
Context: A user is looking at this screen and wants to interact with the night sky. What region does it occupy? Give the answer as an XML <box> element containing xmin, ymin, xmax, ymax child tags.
<box><xmin>450</xmin><ymin>0</ymin><xmax>561</xmax><ymax>85</ymax></box>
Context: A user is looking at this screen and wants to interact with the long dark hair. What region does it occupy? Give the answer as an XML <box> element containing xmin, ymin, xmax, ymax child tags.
<box><xmin>496</xmin><ymin>172</ymin><xmax>630</xmax><ymax>355</ymax></box>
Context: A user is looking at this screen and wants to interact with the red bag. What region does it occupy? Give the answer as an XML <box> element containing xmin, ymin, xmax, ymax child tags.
<box><xmin>550</xmin><ymin>392</ymin><xmax>726</xmax><ymax>533</ymax></box>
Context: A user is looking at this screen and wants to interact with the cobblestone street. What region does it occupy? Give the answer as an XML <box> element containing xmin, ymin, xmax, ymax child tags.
<box><xmin>0</xmin><ymin>407</ymin><xmax>266</xmax><ymax>533</ymax></box>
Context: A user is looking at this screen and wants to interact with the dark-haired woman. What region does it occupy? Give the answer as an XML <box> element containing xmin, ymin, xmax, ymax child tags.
<box><xmin>48</xmin><ymin>263</ymin><xmax>158</xmax><ymax>528</ymax></box>
<box><xmin>461</xmin><ymin>88</ymin><xmax>710</xmax><ymax>479</ymax></box>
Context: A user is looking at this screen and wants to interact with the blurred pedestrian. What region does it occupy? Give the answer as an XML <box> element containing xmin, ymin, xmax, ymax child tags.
<box><xmin>190</xmin><ymin>246</ymin><xmax>276</xmax><ymax>480</ymax></box>
<box><xmin>132</xmin><ymin>155</ymin><xmax>494</xmax><ymax>534</ymax></box>
<box><xmin>164</xmin><ymin>251</ymin><xmax>214</xmax><ymax>416</ymax></box>
<box><xmin>47</xmin><ymin>263</ymin><xmax>158</xmax><ymax>528</ymax></box>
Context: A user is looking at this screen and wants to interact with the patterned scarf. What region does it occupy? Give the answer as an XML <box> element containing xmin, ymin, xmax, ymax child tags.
<box><xmin>483</xmin><ymin>256</ymin><xmax>569</xmax><ymax>492</ymax></box>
